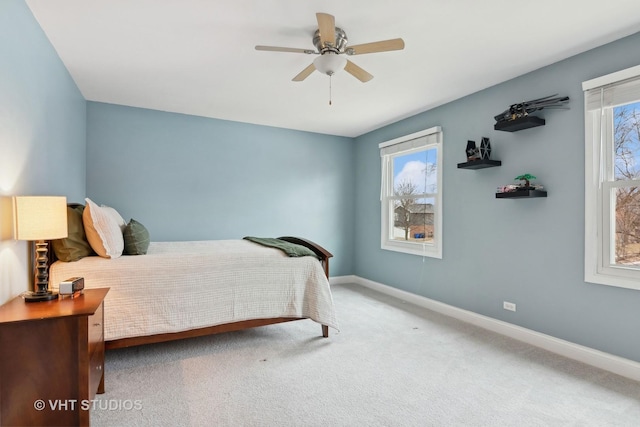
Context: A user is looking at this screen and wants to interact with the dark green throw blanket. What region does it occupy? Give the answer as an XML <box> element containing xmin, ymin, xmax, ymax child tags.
<box><xmin>243</xmin><ymin>237</ymin><xmax>319</xmax><ymax>259</ymax></box>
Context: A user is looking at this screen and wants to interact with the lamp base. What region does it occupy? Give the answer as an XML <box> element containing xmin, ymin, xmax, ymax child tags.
<box><xmin>24</xmin><ymin>291</ymin><xmax>58</xmax><ymax>302</ymax></box>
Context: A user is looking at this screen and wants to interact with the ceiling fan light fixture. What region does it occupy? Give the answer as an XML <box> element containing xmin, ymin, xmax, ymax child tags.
<box><xmin>313</xmin><ymin>53</ymin><xmax>347</xmax><ymax>76</ymax></box>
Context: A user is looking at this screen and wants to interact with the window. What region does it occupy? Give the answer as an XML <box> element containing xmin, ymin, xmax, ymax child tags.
<box><xmin>379</xmin><ymin>126</ymin><xmax>443</xmax><ymax>258</ymax></box>
<box><xmin>583</xmin><ymin>65</ymin><xmax>640</xmax><ymax>290</ymax></box>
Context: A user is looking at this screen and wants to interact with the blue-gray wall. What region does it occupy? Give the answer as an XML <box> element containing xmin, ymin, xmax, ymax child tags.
<box><xmin>354</xmin><ymin>31</ymin><xmax>640</xmax><ymax>362</ymax></box>
<box><xmin>86</xmin><ymin>103</ymin><xmax>354</xmax><ymax>276</ymax></box>
<box><xmin>0</xmin><ymin>0</ymin><xmax>86</xmax><ymax>304</ymax></box>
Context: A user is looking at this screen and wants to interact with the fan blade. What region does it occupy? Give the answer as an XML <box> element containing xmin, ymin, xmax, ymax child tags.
<box><xmin>316</xmin><ymin>12</ymin><xmax>336</xmax><ymax>48</ymax></box>
<box><xmin>346</xmin><ymin>38</ymin><xmax>405</xmax><ymax>55</ymax></box>
<box><xmin>344</xmin><ymin>60</ymin><xmax>373</xmax><ymax>82</ymax></box>
<box><xmin>255</xmin><ymin>45</ymin><xmax>315</xmax><ymax>54</ymax></box>
<box><xmin>292</xmin><ymin>63</ymin><xmax>316</xmax><ymax>82</ymax></box>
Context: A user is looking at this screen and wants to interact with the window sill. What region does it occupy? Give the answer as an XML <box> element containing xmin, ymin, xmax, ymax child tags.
<box><xmin>382</xmin><ymin>241</ymin><xmax>442</xmax><ymax>259</ymax></box>
<box><xmin>585</xmin><ymin>269</ymin><xmax>640</xmax><ymax>291</ymax></box>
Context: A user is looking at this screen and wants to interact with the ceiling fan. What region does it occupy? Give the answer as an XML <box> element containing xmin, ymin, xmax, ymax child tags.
<box><xmin>255</xmin><ymin>12</ymin><xmax>405</xmax><ymax>83</ymax></box>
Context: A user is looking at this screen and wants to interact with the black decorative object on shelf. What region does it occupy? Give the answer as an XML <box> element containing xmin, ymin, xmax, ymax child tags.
<box><xmin>496</xmin><ymin>173</ymin><xmax>546</xmax><ymax>198</ymax></box>
<box><xmin>465</xmin><ymin>140</ymin><xmax>480</xmax><ymax>161</ymax></box>
<box><xmin>457</xmin><ymin>159</ymin><xmax>501</xmax><ymax>169</ymax></box>
<box><xmin>494</xmin><ymin>116</ymin><xmax>545</xmax><ymax>132</ymax></box>
<box><xmin>479</xmin><ymin>137</ymin><xmax>491</xmax><ymax>159</ymax></box>
<box><xmin>494</xmin><ymin>94</ymin><xmax>569</xmax><ymax>132</ymax></box>
<box><xmin>460</xmin><ymin>137</ymin><xmax>500</xmax><ymax>169</ymax></box>
<box><xmin>496</xmin><ymin>190</ymin><xmax>547</xmax><ymax>199</ymax></box>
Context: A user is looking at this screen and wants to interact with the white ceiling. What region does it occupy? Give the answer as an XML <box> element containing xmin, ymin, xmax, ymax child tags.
<box><xmin>26</xmin><ymin>0</ymin><xmax>640</xmax><ymax>137</ymax></box>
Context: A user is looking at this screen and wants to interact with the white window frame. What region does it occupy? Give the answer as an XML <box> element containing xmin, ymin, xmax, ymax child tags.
<box><xmin>379</xmin><ymin>126</ymin><xmax>443</xmax><ymax>258</ymax></box>
<box><xmin>583</xmin><ymin>64</ymin><xmax>640</xmax><ymax>290</ymax></box>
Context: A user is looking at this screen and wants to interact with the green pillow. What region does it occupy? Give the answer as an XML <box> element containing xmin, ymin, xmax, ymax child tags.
<box><xmin>52</xmin><ymin>205</ymin><xmax>95</xmax><ymax>262</ymax></box>
<box><xmin>123</xmin><ymin>219</ymin><xmax>150</xmax><ymax>255</ymax></box>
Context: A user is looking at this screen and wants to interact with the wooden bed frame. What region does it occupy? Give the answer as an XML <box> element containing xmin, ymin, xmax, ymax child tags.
<box><xmin>49</xmin><ymin>231</ymin><xmax>333</xmax><ymax>350</ymax></box>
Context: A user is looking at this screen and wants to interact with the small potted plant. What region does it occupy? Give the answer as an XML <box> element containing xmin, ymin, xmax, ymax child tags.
<box><xmin>515</xmin><ymin>173</ymin><xmax>536</xmax><ymax>190</ymax></box>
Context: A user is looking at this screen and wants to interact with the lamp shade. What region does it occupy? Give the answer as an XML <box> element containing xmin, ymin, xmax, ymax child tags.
<box><xmin>14</xmin><ymin>196</ymin><xmax>68</xmax><ymax>240</ymax></box>
<box><xmin>313</xmin><ymin>53</ymin><xmax>347</xmax><ymax>76</ymax></box>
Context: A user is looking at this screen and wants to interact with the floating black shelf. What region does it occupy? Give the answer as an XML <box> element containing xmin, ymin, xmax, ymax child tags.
<box><xmin>457</xmin><ymin>159</ymin><xmax>502</xmax><ymax>169</ymax></box>
<box><xmin>496</xmin><ymin>189</ymin><xmax>547</xmax><ymax>199</ymax></box>
<box><xmin>494</xmin><ymin>116</ymin><xmax>545</xmax><ymax>132</ymax></box>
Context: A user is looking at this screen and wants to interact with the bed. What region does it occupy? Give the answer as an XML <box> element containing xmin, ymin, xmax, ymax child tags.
<box><xmin>48</xmin><ymin>200</ymin><xmax>338</xmax><ymax>350</ymax></box>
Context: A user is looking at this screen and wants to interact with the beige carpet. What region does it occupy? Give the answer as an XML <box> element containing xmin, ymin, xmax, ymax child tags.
<box><xmin>91</xmin><ymin>283</ymin><xmax>640</xmax><ymax>426</ymax></box>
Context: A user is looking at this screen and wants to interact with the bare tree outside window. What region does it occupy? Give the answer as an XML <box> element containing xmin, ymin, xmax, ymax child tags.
<box><xmin>424</xmin><ymin>163</ymin><xmax>437</xmax><ymax>192</ymax></box>
<box><xmin>392</xmin><ymin>161</ymin><xmax>437</xmax><ymax>242</ymax></box>
<box><xmin>394</xmin><ymin>180</ymin><xmax>417</xmax><ymax>240</ymax></box>
<box><xmin>614</xmin><ymin>102</ymin><xmax>640</xmax><ymax>264</ymax></box>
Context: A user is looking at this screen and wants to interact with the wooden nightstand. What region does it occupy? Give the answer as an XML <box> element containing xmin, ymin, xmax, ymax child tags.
<box><xmin>0</xmin><ymin>288</ymin><xmax>109</xmax><ymax>427</ymax></box>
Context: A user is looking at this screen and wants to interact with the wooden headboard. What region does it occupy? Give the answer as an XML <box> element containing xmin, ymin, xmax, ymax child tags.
<box><xmin>278</xmin><ymin>236</ymin><xmax>333</xmax><ymax>278</ymax></box>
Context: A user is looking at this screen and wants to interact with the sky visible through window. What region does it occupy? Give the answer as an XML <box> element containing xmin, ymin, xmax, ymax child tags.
<box><xmin>393</xmin><ymin>148</ymin><xmax>437</xmax><ymax>194</ymax></box>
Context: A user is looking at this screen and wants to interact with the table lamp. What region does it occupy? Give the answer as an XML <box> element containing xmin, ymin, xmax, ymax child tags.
<box><xmin>13</xmin><ymin>196</ymin><xmax>68</xmax><ymax>302</ymax></box>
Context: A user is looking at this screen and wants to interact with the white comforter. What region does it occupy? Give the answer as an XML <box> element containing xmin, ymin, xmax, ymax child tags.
<box><xmin>50</xmin><ymin>240</ymin><xmax>338</xmax><ymax>341</ymax></box>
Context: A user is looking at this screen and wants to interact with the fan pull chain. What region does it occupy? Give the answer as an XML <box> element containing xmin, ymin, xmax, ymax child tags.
<box><xmin>329</xmin><ymin>74</ymin><xmax>333</xmax><ymax>105</ymax></box>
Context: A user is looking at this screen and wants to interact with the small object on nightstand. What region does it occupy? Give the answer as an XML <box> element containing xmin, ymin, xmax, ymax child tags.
<box><xmin>59</xmin><ymin>277</ymin><xmax>85</xmax><ymax>295</ymax></box>
<box><xmin>59</xmin><ymin>290</ymin><xmax>84</xmax><ymax>299</ymax></box>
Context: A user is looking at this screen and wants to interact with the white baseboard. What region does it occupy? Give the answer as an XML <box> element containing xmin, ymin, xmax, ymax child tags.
<box><xmin>331</xmin><ymin>275</ymin><xmax>640</xmax><ymax>382</ymax></box>
<box><xmin>329</xmin><ymin>275</ymin><xmax>358</xmax><ymax>286</ymax></box>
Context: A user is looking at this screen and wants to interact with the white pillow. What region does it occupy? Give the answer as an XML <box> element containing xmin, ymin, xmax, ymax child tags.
<box><xmin>83</xmin><ymin>198</ymin><xmax>124</xmax><ymax>259</ymax></box>
<box><xmin>101</xmin><ymin>204</ymin><xmax>126</xmax><ymax>232</ymax></box>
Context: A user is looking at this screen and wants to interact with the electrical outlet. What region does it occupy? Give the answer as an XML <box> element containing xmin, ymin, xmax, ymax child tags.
<box><xmin>503</xmin><ymin>301</ymin><xmax>516</xmax><ymax>312</ymax></box>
